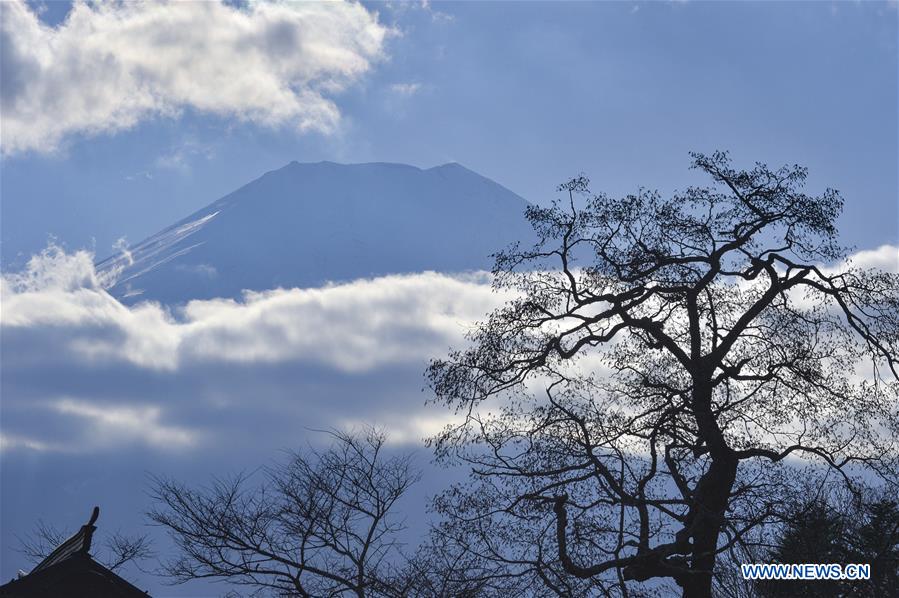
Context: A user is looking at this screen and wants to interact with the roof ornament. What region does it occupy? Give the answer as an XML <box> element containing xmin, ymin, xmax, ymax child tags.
<box><xmin>29</xmin><ymin>506</ymin><xmax>100</xmax><ymax>574</ymax></box>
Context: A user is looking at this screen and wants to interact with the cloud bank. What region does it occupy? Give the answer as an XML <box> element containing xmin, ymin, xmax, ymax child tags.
<box><xmin>1</xmin><ymin>247</ymin><xmax>502</xmax><ymax>373</ymax></box>
<box><xmin>0</xmin><ymin>0</ymin><xmax>390</xmax><ymax>155</ymax></box>
<box><xmin>0</xmin><ymin>247</ymin><xmax>507</xmax><ymax>453</ymax></box>
<box><xmin>1</xmin><ymin>245</ymin><xmax>895</xmax><ymax>454</ymax></box>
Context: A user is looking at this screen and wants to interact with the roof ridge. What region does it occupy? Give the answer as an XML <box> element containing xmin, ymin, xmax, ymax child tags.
<box><xmin>30</xmin><ymin>507</ymin><xmax>99</xmax><ymax>574</ymax></box>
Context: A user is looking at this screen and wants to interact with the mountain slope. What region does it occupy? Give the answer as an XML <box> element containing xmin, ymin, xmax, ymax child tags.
<box><xmin>97</xmin><ymin>161</ymin><xmax>534</xmax><ymax>304</ymax></box>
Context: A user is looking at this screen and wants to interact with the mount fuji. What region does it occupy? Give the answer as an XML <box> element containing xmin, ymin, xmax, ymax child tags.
<box><xmin>97</xmin><ymin>161</ymin><xmax>534</xmax><ymax>304</ymax></box>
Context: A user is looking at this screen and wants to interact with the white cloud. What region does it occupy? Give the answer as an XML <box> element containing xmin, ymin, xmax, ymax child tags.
<box><xmin>1</xmin><ymin>244</ymin><xmax>113</xmax><ymax>295</ymax></box>
<box><xmin>124</xmin><ymin>170</ymin><xmax>153</xmax><ymax>182</ymax></box>
<box><xmin>1</xmin><ymin>247</ymin><xmax>506</xmax><ymax>373</ymax></box>
<box><xmin>0</xmin><ymin>433</ymin><xmax>59</xmax><ymax>453</ymax></box>
<box><xmin>5</xmin><ymin>244</ymin><xmax>894</xmax><ymax>374</ymax></box>
<box><xmin>384</xmin><ymin>0</ymin><xmax>455</xmax><ymax>23</ymax></box>
<box><xmin>54</xmin><ymin>398</ymin><xmax>197</xmax><ymax>450</ymax></box>
<box><xmin>0</xmin><ymin>0</ymin><xmax>391</xmax><ymax>155</ymax></box>
<box><xmin>0</xmin><ymin>246</ymin><xmax>508</xmax><ymax>452</ymax></box>
<box><xmin>2</xmin><ymin>245</ymin><xmax>893</xmax><ymax>454</ymax></box>
<box><xmin>179</xmin><ymin>273</ymin><xmax>504</xmax><ymax>372</ymax></box>
<box><xmin>389</xmin><ymin>82</ymin><xmax>422</xmax><ymax>96</ymax></box>
<box><xmin>154</xmin><ymin>137</ymin><xmax>217</xmax><ymax>173</ymax></box>
<box><xmin>843</xmin><ymin>244</ymin><xmax>898</xmax><ymax>273</ymax></box>
<box><xmin>340</xmin><ymin>413</ymin><xmax>462</xmax><ymax>446</ymax></box>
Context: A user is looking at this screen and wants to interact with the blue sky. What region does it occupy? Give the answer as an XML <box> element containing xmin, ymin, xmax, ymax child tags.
<box><xmin>2</xmin><ymin>0</ymin><xmax>896</xmax><ymax>268</ymax></box>
<box><xmin>1</xmin><ymin>1</ymin><xmax>897</xmax><ymax>594</ymax></box>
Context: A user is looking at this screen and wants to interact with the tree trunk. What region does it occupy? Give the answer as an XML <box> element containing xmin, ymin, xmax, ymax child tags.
<box><xmin>680</xmin><ymin>455</ymin><xmax>737</xmax><ymax>598</ymax></box>
<box><xmin>682</xmin><ymin>382</ymin><xmax>739</xmax><ymax>598</ymax></box>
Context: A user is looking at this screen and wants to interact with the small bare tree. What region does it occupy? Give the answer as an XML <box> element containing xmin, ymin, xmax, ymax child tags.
<box><xmin>149</xmin><ymin>428</ymin><xmax>420</xmax><ymax>597</ymax></box>
<box><xmin>17</xmin><ymin>516</ymin><xmax>153</xmax><ymax>573</ymax></box>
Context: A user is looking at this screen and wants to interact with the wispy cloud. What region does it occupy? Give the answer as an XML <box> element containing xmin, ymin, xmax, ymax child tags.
<box><xmin>154</xmin><ymin>137</ymin><xmax>217</xmax><ymax>173</ymax></box>
<box><xmin>124</xmin><ymin>171</ymin><xmax>153</xmax><ymax>182</ymax></box>
<box><xmin>54</xmin><ymin>398</ymin><xmax>197</xmax><ymax>450</ymax></box>
<box><xmin>0</xmin><ymin>0</ymin><xmax>391</xmax><ymax>156</ymax></box>
<box><xmin>0</xmin><ymin>433</ymin><xmax>59</xmax><ymax>453</ymax></box>
<box><xmin>384</xmin><ymin>0</ymin><xmax>455</xmax><ymax>23</ymax></box>
<box><xmin>389</xmin><ymin>82</ymin><xmax>423</xmax><ymax>97</ymax></box>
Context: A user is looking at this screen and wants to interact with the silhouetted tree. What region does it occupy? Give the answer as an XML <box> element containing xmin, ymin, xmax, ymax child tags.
<box><xmin>757</xmin><ymin>488</ymin><xmax>899</xmax><ymax>598</ymax></box>
<box><xmin>427</xmin><ymin>152</ymin><xmax>899</xmax><ymax>598</ymax></box>
<box><xmin>149</xmin><ymin>428</ymin><xmax>419</xmax><ymax>597</ymax></box>
<box><xmin>383</xmin><ymin>534</ymin><xmax>514</xmax><ymax>597</ymax></box>
<box><xmin>849</xmin><ymin>497</ymin><xmax>899</xmax><ymax>597</ymax></box>
<box><xmin>760</xmin><ymin>500</ymin><xmax>847</xmax><ymax>598</ymax></box>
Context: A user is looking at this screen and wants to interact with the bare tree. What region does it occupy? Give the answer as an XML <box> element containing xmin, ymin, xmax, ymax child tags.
<box><xmin>149</xmin><ymin>427</ymin><xmax>420</xmax><ymax>597</ymax></box>
<box><xmin>427</xmin><ymin>152</ymin><xmax>899</xmax><ymax>598</ymax></box>
<box><xmin>385</xmin><ymin>530</ymin><xmax>538</xmax><ymax>598</ymax></box>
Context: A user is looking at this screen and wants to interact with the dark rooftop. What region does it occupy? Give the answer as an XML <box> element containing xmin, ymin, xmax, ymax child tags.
<box><xmin>0</xmin><ymin>507</ymin><xmax>149</xmax><ymax>597</ymax></box>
